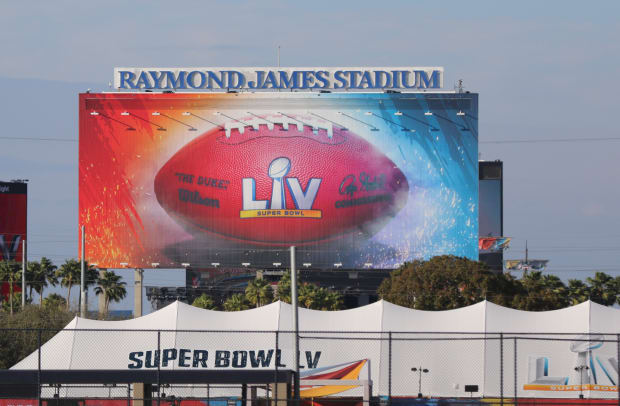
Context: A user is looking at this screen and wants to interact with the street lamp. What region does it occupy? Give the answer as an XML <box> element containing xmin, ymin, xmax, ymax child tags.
<box><xmin>574</xmin><ymin>365</ymin><xmax>589</xmax><ymax>399</ymax></box>
<box><xmin>411</xmin><ymin>366</ymin><xmax>429</xmax><ymax>398</ymax></box>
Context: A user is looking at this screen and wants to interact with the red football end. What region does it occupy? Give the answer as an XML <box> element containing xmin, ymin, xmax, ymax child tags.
<box><xmin>154</xmin><ymin>114</ymin><xmax>409</xmax><ymax>246</ymax></box>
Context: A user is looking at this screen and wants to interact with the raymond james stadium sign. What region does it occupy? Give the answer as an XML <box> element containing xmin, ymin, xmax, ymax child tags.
<box><xmin>113</xmin><ymin>67</ymin><xmax>443</xmax><ymax>91</ymax></box>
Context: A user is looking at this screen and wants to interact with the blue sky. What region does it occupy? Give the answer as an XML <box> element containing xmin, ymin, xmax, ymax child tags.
<box><xmin>0</xmin><ymin>0</ymin><xmax>619</xmax><ymax>312</ymax></box>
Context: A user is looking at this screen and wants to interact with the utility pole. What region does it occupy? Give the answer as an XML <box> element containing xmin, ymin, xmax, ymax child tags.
<box><xmin>21</xmin><ymin>240</ymin><xmax>26</xmax><ymax>307</ymax></box>
<box><xmin>80</xmin><ymin>225</ymin><xmax>86</xmax><ymax>318</ymax></box>
<box><xmin>525</xmin><ymin>240</ymin><xmax>528</xmax><ymax>264</ymax></box>
<box><xmin>134</xmin><ymin>269</ymin><xmax>144</xmax><ymax>317</ymax></box>
<box><xmin>290</xmin><ymin>246</ymin><xmax>300</xmax><ymax>406</ymax></box>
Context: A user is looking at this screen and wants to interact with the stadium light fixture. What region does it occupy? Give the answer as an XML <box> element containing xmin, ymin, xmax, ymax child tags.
<box><xmin>94</xmin><ymin>111</ymin><xmax>135</xmax><ymax>131</ymax></box>
<box><xmin>124</xmin><ymin>111</ymin><xmax>166</xmax><ymax>131</ymax></box>
<box><xmin>216</xmin><ymin>112</ymin><xmax>255</xmax><ymax>130</ymax></box>
<box><xmin>411</xmin><ymin>366</ymin><xmax>430</xmax><ymax>398</ymax></box>
<box><xmin>153</xmin><ymin>111</ymin><xmax>198</xmax><ymax>131</ymax></box>
<box><xmin>184</xmin><ymin>112</ymin><xmax>225</xmax><ymax>130</ymax></box>
<box><xmin>308</xmin><ymin>112</ymin><xmax>348</xmax><ymax>132</ymax></box>
<box><xmin>338</xmin><ymin>112</ymin><xmax>380</xmax><ymax>132</ymax></box>
<box><xmin>366</xmin><ymin>111</ymin><xmax>414</xmax><ymax>133</ymax></box>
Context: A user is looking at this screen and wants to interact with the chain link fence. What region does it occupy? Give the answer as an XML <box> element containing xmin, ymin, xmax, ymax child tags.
<box><xmin>1</xmin><ymin>329</ymin><xmax>620</xmax><ymax>406</ymax></box>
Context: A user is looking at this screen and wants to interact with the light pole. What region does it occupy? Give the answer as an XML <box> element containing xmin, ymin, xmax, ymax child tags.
<box><xmin>574</xmin><ymin>365</ymin><xmax>589</xmax><ymax>399</ymax></box>
<box><xmin>411</xmin><ymin>366</ymin><xmax>429</xmax><ymax>398</ymax></box>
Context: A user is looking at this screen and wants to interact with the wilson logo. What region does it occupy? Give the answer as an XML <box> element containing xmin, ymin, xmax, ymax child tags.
<box><xmin>241</xmin><ymin>157</ymin><xmax>322</xmax><ymax>219</ymax></box>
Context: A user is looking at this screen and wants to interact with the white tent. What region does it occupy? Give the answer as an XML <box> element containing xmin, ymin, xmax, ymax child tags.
<box><xmin>13</xmin><ymin>300</ymin><xmax>620</xmax><ymax>399</ymax></box>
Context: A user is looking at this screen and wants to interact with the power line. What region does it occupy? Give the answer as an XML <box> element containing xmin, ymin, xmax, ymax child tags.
<box><xmin>481</xmin><ymin>137</ymin><xmax>620</xmax><ymax>144</ymax></box>
<box><xmin>0</xmin><ymin>136</ymin><xmax>77</xmax><ymax>142</ymax></box>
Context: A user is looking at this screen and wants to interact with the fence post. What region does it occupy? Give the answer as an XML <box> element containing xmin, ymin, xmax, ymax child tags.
<box><xmin>157</xmin><ymin>330</ymin><xmax>161</xmax><ymax>406</ymax></box>
<box><xmin>388</xmin><ymin>331</ymin><xmax>392</xmax><ymax>405</ymax></box>
<box><xmin>500</xmin><ymin>333</ymin><xmax>504</xmax><ymax>406</ymax></box>
<box><xmin>37</xmin><ymin>329</ymin><xmax>42</xmax><ymax>406</ymax></box>
<box><xmin>275</xmin><ymin>331</ymin><xmax>279</xmax><ymax>406</ymax></box>
<box><xmin>514</xmin><ymin>337</ymin><xmax>518</xmax><ymax>406</ymax></box>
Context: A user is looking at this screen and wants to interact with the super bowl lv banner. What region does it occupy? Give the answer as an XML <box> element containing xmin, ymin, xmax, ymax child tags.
<box><xmin>0</xmin><ymin>181</ymin><xmax>27</xmax><ymax>262</ymax></box>
<box><xmin>79</xmin><ymin>92</ymin><xmax>478</xmax><ymax>268</ymax></box>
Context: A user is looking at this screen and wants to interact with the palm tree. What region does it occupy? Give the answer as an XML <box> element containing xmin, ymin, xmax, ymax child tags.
<box><xmin>586</xmin><ymin>272</ymin><xmax>616</xmax><ymax>306</ymax></box>
<box><xmin>0</xmin><ymin>261</ymin><xmax>22</xmax><ymax>315</ymax></box>
<box><xmin>192</xmin><ymin>293</ymin><xmax>216</xmax><ymax>309</ymax></box>
<box><xmin>245</xmin><ymin>278</ymin><xmax>274</xmax><ymax>308</ymax></box>
<box><xmin>567</xmin><ymin>279</ymin><xmax>590</xmax><ymax>305</ymax></box>
<box><xmin>94</xmin><ymin>270</ymin><xmax>127</xmax><ymax>315</ymax></box>
<box><xmin>40</xmin><ymin>257</ymin><xmax>58</xmax><ymax>305</ymax></box>
<box><xmin>56</xmin><ymin>259</ymin><xmax>81</xmax><ymax>310</ymax></box>
<box><xmin>27</xmin><ymin>260</ymin><xmax>46</xmax><ymax>304</ymax></box>
<box><xmin>223</xmin><ymin>294</ymin><xmax>250</xmax><ymax>311</ymax></box>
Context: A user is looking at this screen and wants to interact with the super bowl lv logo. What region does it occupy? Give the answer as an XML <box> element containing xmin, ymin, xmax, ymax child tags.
<box><xmin>524</xmin><ymin>334</ymin><xmax>619</xmax><ymax>392</ymax></box>
<box><xmin>240</xmin><ymin>157</ymin><xmax>322</xmax><ymax>219</ymax></box>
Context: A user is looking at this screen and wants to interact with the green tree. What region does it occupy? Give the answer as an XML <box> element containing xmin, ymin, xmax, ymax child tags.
<box><xmin>275</xmin><ymin>272</ymin><xmax>343</xmax><ymax>310</ymax></box>
<box><xmin>223</xmin><ymin>294</ymin><xmax>250</xmax><ymax>311</ymax></box>
<box><xmin>245</xmin><ymin>278</ymin><xmax>274</xmax><ymax>308</ymax></box>
<box><xmin>378</xmin><ymin>255</ymin><xmax>515</xmax><ymax>310</ymax></box>
<box><xmin>192</xmin><ymin>293</ymin><xmax>216</xmax><ymax>309</ymax></box>
<box><xmin>56</xmin><ymin>259</ymin><xmax>80</xmax><ymax>310</ymax></box>
<box><xmin>511</xmin><ymin>272</ymin><xmax>568</xmax><ymax>311</ymax></box>
<box><xmin>0</xmin><ymin>261</ymin><xmax>23</xmax><ymax>315</ymax></box>
<box><xmin>27</xmin><ymin>259</ymin><xmax>57</xmax><ymax>304</ymax></box>
<box><xmin>94</xmin><ymin>270</ymin><xmax>127</xmax><ymax>315</ymax></box>
<box><xmin>276</xmin><ymin>271</ymin><xmax>293</xmax><ymax>303</ymax></box>
<box><xmin>567</xmin><ymin>279</ymin><xmax>590</xmax><ymax>306</ymax></box>
<box><xmin>42</xmin><ymin>293</ymin><xmax>67</xmax><ymax>310</ymax></box>
<box><xmin>586</xmin><ymin>272</ymin><xmax>617</xmax><ymax>306</ymax></box>
<box><xmin>0</xmin><ymin>304</ymin><xmax>74</xmax><ymax>368</ymax></box>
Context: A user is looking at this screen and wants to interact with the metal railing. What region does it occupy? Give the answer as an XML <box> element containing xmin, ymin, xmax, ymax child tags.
<box><xmin>1</xmin><ymin>329</ymin><xmax>619</xmax><ymax>406</ymax></box>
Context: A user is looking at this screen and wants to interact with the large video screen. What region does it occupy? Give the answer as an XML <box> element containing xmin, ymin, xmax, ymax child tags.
<box><xmin>79</xmin><ymin>93</ymin><xmax>478</xmax><ymax>269</ymax></box>
<box><xmin>0</xmin><ymin>181</ymin><xmax>27</xmax><ymax>262</ymax></box>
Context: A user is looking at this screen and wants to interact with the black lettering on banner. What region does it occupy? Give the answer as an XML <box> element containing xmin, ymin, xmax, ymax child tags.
<box><xmin>306</xmin><ymin>351</ymin><xmax>321</xmax><ymax>369</ymax></box>
<box><xmin>128</xmin><ymin>352</ymin><xmax>144</xmax><ymax>369</ymax></box>
<box><xmin>198</xmin><ymin>176</ymin><xmax>230</xmax><ymax>190</ymax></box>
<box><xmin>178</xmin><ymin>349</ymin><xmax>192</xmax><ymax>367</ymax></box>
<box><xmin>249</xmin><ymin>350</ymin><xmax>274</xmax><ymax>368</ymax></box>
<box><xmin>178</xmin><ymin>189</ymin><xmax>220</xmax><ymax>208</ymax></box>
<box><xmin>232</xmin><ymin>351</ymin><xmax>247</xmax><ymax>368</ymax></box>
<box><xmin>215</xmin><ymin>350</ymin><xmax>230</xmax><ymax>367</ymax></box>
<box><xmin>335</xmin><ymin>194</ymin><xmax>393</xmax><ymax>208</ymax></box>
<box><xmin>192</xmin><ymin>350</ymin><xmax>208</xmax><ymax>368</ymax></box>
<box><xmin>276</xmin><ymin>349</ymin><xmax>286</xmax><ymax>367</ymax></box>
<box><xmin>162</xmin><ymin>348</ymin><xmax>178</xmax><ymax>367</ymax></box>
<box><xmin>175</xmin><ymin>173</ymin><xmax>194</xmax><ymax>184</ymax></box>
<box><xmin>145</xmin><ymin>350</ymin><xmax>160</xmax><ymax>368</ymax></box>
